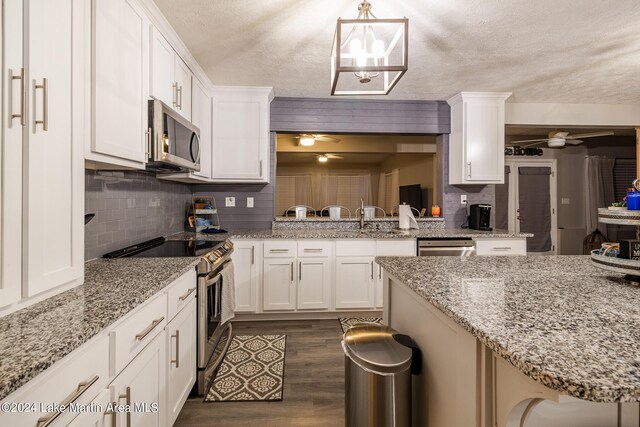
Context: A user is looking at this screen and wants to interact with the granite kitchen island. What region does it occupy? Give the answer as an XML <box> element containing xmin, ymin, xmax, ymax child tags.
<box><xmin>376</xmin><ymin>255</ymin><xmax>640</xmax><ymax>427</ymax></box>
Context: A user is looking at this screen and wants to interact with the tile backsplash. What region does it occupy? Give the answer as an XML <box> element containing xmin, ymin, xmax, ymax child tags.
<box><xmin>85</xmin><ymin>170</ymin><xmax>191</xmax><ymax>260</ymax></box>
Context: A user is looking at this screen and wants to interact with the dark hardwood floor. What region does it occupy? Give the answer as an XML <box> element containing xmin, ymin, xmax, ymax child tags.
<box><xmin>175</xmin><ymin>319</ymin><xmax>345</xmax><ymax>427</ymax></box>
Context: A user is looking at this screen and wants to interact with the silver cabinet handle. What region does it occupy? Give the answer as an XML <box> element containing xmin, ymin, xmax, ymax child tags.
<box><xmin>269</xmin><ymin>249</ymin><xmax>289</xmax><ymax>253</ymax></box>
<box><xmin>171</xmin><ymin>330</ymin><xmax>180</xmax><ymax>368</ymax></box>
<box><xmin>9</xmin><ymin>68</ymin><xmax>26</xmax><ymax>126</ymax></box>
<box><xmin>118</xmin><ymin>386</ymin><xmax>131</xmax><ymax>427</ymax></box>
<box><xmin>179</xmin><ymin>287</ymin><xmax>196</xmax><ymax>301</ymax></box>
<box><xmin>172</xmin><ymin>82</ymin><xmax>178</xmax><ymax>107</ymax></box>
<box><xmin>34</xmin><ymin>78</ymin><xmax>48</xmax><ymax>131</ymax></box>
<box><xmin>290</xmin><ymin>262</ymin><xmax>294</xmax><ymax>282</ymax></box>
<box><xmin>378</xmin><ymin>265</ymin><xmax>382</xmax><ymax>279</ymax></box>
<box><xmin>251</xmin><ymin>246</ymin><xmax>255</xmax><ymax>265</ymax></box>
<box><xmin>492</xmin><ymin>247</ymin><xmax>513</xmax><ymax>251</ymax></box>
<box><xmin>177</xmin><ymin>85</ymin><xmax>183</xmax><ymax>109</ymax></box>
<box><xmin>299</xmin><ymin>262</ymin><xmax>302</xmax><ymax>281</ymax></box>
<box><xmin>370</xmin><ymin>261</ymin><xmax>374</xmax><ymax>280</ymax></box>
<box><xmin>105</xmin><ymin>404</ymin><xmax>117</xmax><ymax>427</ymax></box>
<box><xmin>36</xmin><ymin>375</ymin><xmax>99</xmax><ymax>426</ymax></box>
<box><xmin>135</xmin><ymin>317</ymin><xmax>164</xmax><ymax>341</ymax></box>
<box><xmin>145</xmin><ymin>127</ymin><xmax>152</xmax><ymax>158</ymax></box>
<box><xmin>259</xmin><ymin>160</ymin><xmax>263</xmax><ymax>177</ymax></box>
<box><xmin>303</xmin><ymin>249</ymin><xmax>323</xmax><ymax>252</ymax></box>
<box><xmin>467</xmin><ymin>161</ymin><xmax>472</xmax><ymax>178</ymax></box>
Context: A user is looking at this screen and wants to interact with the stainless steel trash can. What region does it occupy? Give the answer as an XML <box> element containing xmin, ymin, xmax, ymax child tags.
<box><xmin>342</xmin><ymin>323</ymin><xmax>414</xmax><ymax>427</ymax></box>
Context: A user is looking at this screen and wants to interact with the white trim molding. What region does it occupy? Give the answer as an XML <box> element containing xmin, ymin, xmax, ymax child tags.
<box><xmin>506</xmin><ymin>103</ymin><xmax>640</xmax><ymax>127</ymax></box>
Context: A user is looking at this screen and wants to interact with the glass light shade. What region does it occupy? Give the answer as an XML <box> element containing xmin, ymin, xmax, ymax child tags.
<box><xmin>318</xmin><ymin>156</ymin><xmax>328</xmax><ymax>163</ymax></box>
<box><xmin>331</xmin><ymin>17</ymin><xmax>408</xmax><ymax>95</ymax></box>
<box><xmin>299</xmin><ymin>137</ymin><xmax>315</xmax><ymax>146</ymax></box>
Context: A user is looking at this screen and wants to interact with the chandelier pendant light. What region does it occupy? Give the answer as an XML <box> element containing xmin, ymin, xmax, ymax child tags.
<box><xmin>331</xmin><ymin>0</ymin><xmax>408</xmax><ymax>96</ymax></box>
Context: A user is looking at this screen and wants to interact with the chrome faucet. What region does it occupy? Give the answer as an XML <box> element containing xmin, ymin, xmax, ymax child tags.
<box><xmin>359</xmin><ymin>198</ymin><xmax>365</xmax><ymax>229</ymax></box>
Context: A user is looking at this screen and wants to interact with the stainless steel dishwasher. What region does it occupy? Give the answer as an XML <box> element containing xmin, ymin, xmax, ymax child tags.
<box><xmin>417</xmin><ymin>238</ymin><xmax>475</xmax><ymax>256</ymax></box>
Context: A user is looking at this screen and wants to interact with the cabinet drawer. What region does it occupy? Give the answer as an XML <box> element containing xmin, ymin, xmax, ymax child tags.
<box><xmin>0</xmin><ymin>336</ymin><xmax>109</xmax><ymax>427</ymax></box>
<box><xmin>264</xmin><ymin>241</ymin><xmax>297</xmax><ymax>258</ymax></box>
<box><xmin>166</xmin><ymin>269</ymin><xmax>197</xmax><ymax>322</ymax></box>
<box><xmin>336</xmin><ymin>240</ymin><xmax>376</xmax><ymax>257</ymax></box>
<box><xmin>376</xmin><ymin>240</ymin><xmax>416</xmax><ymax>256</ymax></box>
<box><xmin>297</xmin><ymin>240</ymin><xmax>332</xmax><ymax>258</ymax></box>
<box><xmin>110</xmin><ymin>293</ymin><xmax>167</xmax><ymax>374</ymax></box>
<box><xmin>475</xmin><ymin>238</ymin><xmax>526</xmax><ymax>256</ymax></box>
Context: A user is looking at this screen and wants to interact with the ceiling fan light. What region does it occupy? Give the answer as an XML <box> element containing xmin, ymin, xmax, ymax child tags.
<box><xmin>547</xmin><ymin>138</ymin><xmax>565</xmax><ymax>148</ymax></box>
<box><xmin>299</xmin><ymin>137</ymin><xmax>315</xmax><ymax>146</ymax></box>
<box><xmin>318</xmin><ymin>155</ymin><xmax>328</xmax><ymax>163</ymax></box>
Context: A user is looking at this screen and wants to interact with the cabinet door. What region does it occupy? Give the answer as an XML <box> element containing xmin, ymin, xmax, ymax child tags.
<box><xmin>211</xmin><ymin>88</ymin><xmax>271</xmax><ymax>182</ymax></box>
<box><xmin>263</xmin><ymin>258</ymin><xmax>296</xmax><ymax>311</ymax></box>
<box><xmin>174</xmin><ymin>57</ymin><xmax>192</xmax><ymax>120</ymax></box>
<box><xmin>111</xmin><ymin>330</ymin><xmax>166</xmax><ymax>427</ymax></box>
<box><xmin>67</xmin><ymin>389</ymin><xmax>113</xmax><ymax>427</ymax></box>
<box><xmin>166</xmin><ymin>299</ymin><xmax>196</xmax><ymax>426</ymax></box>
<box><xmin>335</xmin><ymin>258</ymin><xmax>375</xmax><ymax>309</ymax></box>
<box><xmin>150</xmin><ymin>28</ymin><xmax>175</xmax><ymax>108</ymax></box>
<box><xmin>92</xmin><ymin>0</ymin><xmax>148</xmax><ymax>163</ymax></box>
<box><xmin>298</xmin><ymin>259</ymin><xmax>331</xmax><ymax>310</ymax></box>
<box><xmin>464</xmin><ymin>99</ymin><xmax>504</xmax><ymax>182</ymax></box>
<box><xmin>0</xmin><ymin>0</ymin><xmax>23</xmax><ymax>307</ymax></box>
<box><xmin>26</xmin><ymin>0</ymin><xmax>83</xmax><ymax>296</ymax></box>
<box><xmin>191</xmin><ymin>78</ymin><xmax>212</xmax><ymax>179</ymax></box>
<box><xmin>232</xmin><ymin>241</ymin><xmax>259</xmax><ymax>312</ymax></box>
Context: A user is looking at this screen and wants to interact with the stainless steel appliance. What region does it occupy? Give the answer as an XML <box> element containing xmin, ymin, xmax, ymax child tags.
<box><xmin>417</xmin><ymin>238</ymin><xmax>475</xmax><ymax>256</ymax></box>
<box><xmin>103</xmin><ymin>236</ymin><xmax>234</xmax><ymax>395</ymax></box>
<box><xmin>468</xmin><ymin>204</ymin><xmax>492</xmax><ymax>231</ymax></box>
<box><xmin>147</xmin><ymin>99</ymin><xmax>201</xmax><ymax>173</ymax></box>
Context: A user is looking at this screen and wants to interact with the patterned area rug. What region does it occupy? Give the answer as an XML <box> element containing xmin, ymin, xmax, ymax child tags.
<box><xmin>204</xmin><ymin>335</ymin><xmax>286</xmax><ymax>402</ymax></box>
<box><xmin>339</xmin><ymin>317</ymin><xmax>383</xmax><ymax>334</ymax></box>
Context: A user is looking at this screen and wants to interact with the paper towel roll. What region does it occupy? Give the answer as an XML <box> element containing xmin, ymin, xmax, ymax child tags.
<box><xmin>399</xmin><ymin>204</ymin><xmax>419</xmax><ymax>230</ymax></box>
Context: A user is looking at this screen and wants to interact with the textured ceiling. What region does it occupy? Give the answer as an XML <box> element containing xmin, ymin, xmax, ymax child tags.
<box><xmin>153</xmin><ymin>0</ymin><xmax>640</xmax><ymax>103</ymax></box>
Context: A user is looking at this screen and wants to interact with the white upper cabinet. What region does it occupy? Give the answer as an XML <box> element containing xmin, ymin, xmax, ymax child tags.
<box><xmin>89</xmin><ymin>0</ymin><xmax>149</xmax><ymax>169</ymax></box>
<box><xmin>447</xmin><ymin>92</ymin><xmax>511</xmax><ymax>184</ymax></box>
<box><xmin>211</xmin><ymin>87</ymin><xmax>273</xmax><ymax>183</ymax></box>
<box><xmin>192</xmin><ymin>79</ymin><xmax>212</xmax><ymax>180</ymax></box>
<box><xmin>150</xmin><ymin>27</ymin><xmax>192</xmax><ymax>121</ymax></box>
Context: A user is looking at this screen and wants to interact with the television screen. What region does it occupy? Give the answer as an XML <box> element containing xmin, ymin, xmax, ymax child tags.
<box><xmin>399</xmin><ymin>184</ymin><xmax>422</xmax><ymax>210</ymax></box>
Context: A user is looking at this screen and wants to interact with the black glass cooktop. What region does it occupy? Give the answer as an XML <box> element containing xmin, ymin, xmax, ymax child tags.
<box><xmin>103</xmin><ymin>237</ymin><xmax>223</xmax><ymax>258</ymax></box>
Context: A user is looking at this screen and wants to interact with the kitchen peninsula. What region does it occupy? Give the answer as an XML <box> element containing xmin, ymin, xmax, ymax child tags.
<box><xmin>377</xmin><ymin>255</ymin><xmax>640</xmax><ymax>427</ymax></box>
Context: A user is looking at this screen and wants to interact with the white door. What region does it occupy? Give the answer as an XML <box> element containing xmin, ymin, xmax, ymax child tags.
<box><xmin>25</xmin><ymin>0</ymin><xmax>83</xmax><ymax>296</ymax></box>
<box><xmin>335</xmin><ymin>258</ymin><xmax>375</xmax><ymax>309</ymax></box>
<box><xmin>232</xmin><ymin>241</ymin><xmax>259</xmax><ymax>312</ymax></box>
<box><xmin>463</xmin><ymin>98</ymin><xmax>504</xmax><ymax>182</ymax></box>
<box><xmin>191</xmin><ymin>79</ymin><xmax>212</xmax><ymax>179</ymax></box>
<box><xmin>67</xmin><ymin>390</ymin><xmax>113</xmax><ymax>427</ymax></box>
<box><xmin>92</xmin><ymin>0</ymin><xmax>148</xmax><ymax>163</ymax></box>
<box><xmin>150</xmin><ymin>27</ymin><xmax>175</xmax><ymax>108</ymax></box>
<box><xmin>1</xmin><ymin>0</ymin><xmax>24</xmax><ymax>307</ymax></box>
<box><xmin>111</xmin><ymin>331</ymin><xmax>166</xmax><ymax>427</ymax></box>
<box><xmin>263</xmin><ymin>258</ymin><xmax>296</xmax><ymax>311</ymax></box>
<box><xmin>211</xmin><ymin>89</ymin><xmax>269</xmax><ymax>182</ymax></box>
<box><xmin>166</xmin><ymin>300</ymin><xmax>196</xmax><ymax>426</ymax></box>
<box><xmin>297</xmin><ymin>259</ymin><xmax>331</xmax><ymax>310</ymax></box>
<box><xmin>505</xmin><ymin>159</ymin><xmax>558</xmax><ymax>255</ymax></box>
<box><xmin>174</xmin><ymin>57</ymin><xmax>192</xmax><ymax>121</ymax></box>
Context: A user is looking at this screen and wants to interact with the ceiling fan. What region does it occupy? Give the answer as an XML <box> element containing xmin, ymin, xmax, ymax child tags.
<box><xmin>510</xmin><ymin>131</ymin><xmax>615</xmax><ymax>148</ymax></box>
<box><xmin>296</xmin><ymin>134</ymin><xmax>341</xmax><ymax>146</ymax></box>
<box><xmin>314</xmin><ymin>153</ymin><xmax>344</xmax><ymax>163</ymax></box>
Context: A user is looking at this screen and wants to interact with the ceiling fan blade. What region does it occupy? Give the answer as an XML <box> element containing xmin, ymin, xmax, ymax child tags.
<box><xmin>509</xmin><ymin>138</ymin><xmax>549</xmax><ymax>145</ymax></box>
<box><xmin>315</xmin><ymin>135</ymin><xmax>341</xmax><ymax>143</ymax></box>
<box><xmin>565</xmin><ymin>139</ymin><xmax>584</xmax><ymax>145</ymax></box>
<box><xmin>550</xmin><ymin>131</ymin><xmax>570</xmax><ymax>139</ymax></box>
<box><xmin>327</xmin><ymin>154</ymin><xmax>344</xmax><ymax>159</ymax></box>
<box><xmin>522</xmin><ymin>140</ymin><xmax>549</xmax><ymax>148</ymax></box>
<box><xmin>566</xmin><ymin>131</ymin><xmax>614</xmax><ymax>139</ymax></box>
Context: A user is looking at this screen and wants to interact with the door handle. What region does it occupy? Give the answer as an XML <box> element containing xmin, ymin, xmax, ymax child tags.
<box><xmin>34</xmin><ymin>78</ymin><xmax>48</xmax><ymax>131</ymax></box>
<box><xmin>251</xmin><ymin>245</ymin><xmax>255</xmax><ymax>265</ymax></box>
<box><xmin>172</xmin><ymin>82</ymin><xmax>178</xmax><ymax>107</ymax></box>
<box><xmin>118</xmin><ymin>386</ymin><xmax>132</xmax><ymax>427</ymax></box>
<box><xmin>370</xmin><ymin>261</ymin><xmax>374</xmax><ymax>280</ymax></box>
<box><xmin>467</xmin><ymin>161</ymin><xmax>472</xmax><ymax>178</ymax></box>
<box><xmin>177</xmin><ymin>85</ymin><xmax>183</xmax><ymax>109</ymax></box>
<box><xmin>299</xmin><ymin>262</ymin><xmax>302</xmax><ymax>281</ymax></box>
<box><xmin>171</xmin><ymin>330</ymin><xmax>180</xmax><ymax>368</ymax></box>
<box><xmin>135</xmin><ymin>317</ymin><xmax>164</xmax><ymax>340</ymax></box>
<box><xmin>378</xmin><ymin>265</ymin><xmax>382</xmax><ymax>279</ymax></box>
<box><xmin>8</xmin><ymin>68</ymin><xmax>26</xmax><ymax>126</ymax></box>
<box><xmin>516</xmin><ymin>208</ymin><xmax>521</xmax><ymax>221</ymax></box>
<box><xmin>290</xmin><ymin>262</ymin><xmax>294</xmax><ymax>282</ymax></box>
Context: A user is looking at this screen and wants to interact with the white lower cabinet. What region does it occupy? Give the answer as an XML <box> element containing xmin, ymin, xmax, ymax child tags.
<box><xmin>297</xmin><ymin>259</ymin><xmax>331</xmax><ymax>310</ymax></box>
<box><xmin>263</xmin><ymin>258</ymin><xmax>296</xmax><ymax>311</ymax></box>
<box><xmin>111</xmin><ymin>330</ymin><xmax>166</xmax><ymax>427</ymax></box>
<box><xmin>335</xmin><ymin>257</ymin><xmax>375</xmax><ymax>309</ymax></box>
<box><xmin>67</xmin><ymin>389</ymin><xmax>113</xmax><ymax>427</ymax></box>
<box><xmin>166</xmin><ymin>299</ymin><xmax>197</xmax><ymax>426</ymax></box>
<box><xmin>232</xmin><ymin>241</ymin><xmax>260</xmax><ymax>312</ymax></box>
<box><xmin>475</xmin><ymin>238</ymin><xmax>527</xmax><ymax>256</ymax></box>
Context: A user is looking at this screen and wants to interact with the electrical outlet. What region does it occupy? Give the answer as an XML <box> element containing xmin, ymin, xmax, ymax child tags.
<box><xmin>461</xmin><ymin>195</ymin><xmax>468</xmax><ymax>205</ymax></box>
<box><xmin>225</xmin><ymin>197</ymin><xmax>235</xmax><ymax>207</ymax></box>
<box><xmin>247</xmin><ymin>197</ymin><xmax>254</xmax><ymax>208</ymax></box>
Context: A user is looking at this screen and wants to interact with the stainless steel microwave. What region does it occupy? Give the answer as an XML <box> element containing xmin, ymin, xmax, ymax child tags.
<box><xmin>147</xmin><ymin>99</ymin><xmax>200</xmax><ymax>173</ymax></box>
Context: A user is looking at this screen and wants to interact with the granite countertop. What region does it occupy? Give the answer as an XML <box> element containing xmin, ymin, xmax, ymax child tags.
<box><xmin>375</xmin><ymin>255</ymin><xmax>640</xmax><ymax>403</ymax></box>
<box><xmin>0</xmin><ymin>257</ymin><xmax>200</xmax><ymax>401</ymax></box>
<box><xmin>226</xmin><ymin>228</ymin><xmax>531</xmax><ymax>240</ymax></box>
<box><xmin>273</xmin><ymin>216</ymin><xmax>444</xmax><ymax>222</ymax></box>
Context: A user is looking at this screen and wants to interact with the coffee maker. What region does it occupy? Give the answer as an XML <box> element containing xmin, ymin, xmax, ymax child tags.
<box><xmin>468</xmin><ymin>204</ymin><xmax>492</xmax><ymax>231</ymax></box>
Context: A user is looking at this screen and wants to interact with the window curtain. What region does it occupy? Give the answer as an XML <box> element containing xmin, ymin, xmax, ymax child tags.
<box><xmin>518</xmin><ymin>167</ymin><xmax>552</xmax><ymax>252</ymax></box>
<box><xmin>275</xmin><ymin>175</ymin><xmax>313</xmax><ymax>215</ymax></box>
<box><xmin>584</xmin><ymin>156</ymin><xmax>615</xmax><ymax>237</ymax></box>
<box><xmin>380</xmin><ymin>169</ymin><xmax>399</xmax><ymax>214</ymax></box>
<box><xmin>318</xmin><ymin>174</ymin><xmax>372</xmax><ymax>213</ymax></box>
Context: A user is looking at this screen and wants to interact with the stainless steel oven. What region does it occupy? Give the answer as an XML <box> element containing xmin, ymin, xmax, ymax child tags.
<box><xmin>417</xmin><ymin>238</ymin><xmax>475</xmax><ymax>256</ymax></box>
<box><xmin>147</xmin><ymin>99</ymin><xmax>200</xmax><ymax>173</ymax></box>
